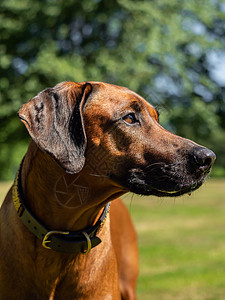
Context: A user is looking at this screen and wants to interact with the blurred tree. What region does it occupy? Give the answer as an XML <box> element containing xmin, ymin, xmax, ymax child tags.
<box><xmin>0</xmin><ymin>0</ymin><xmax>224</xmax><ymax>179</ymax></box>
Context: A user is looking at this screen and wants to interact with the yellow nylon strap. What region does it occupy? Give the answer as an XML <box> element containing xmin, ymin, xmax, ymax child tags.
<box><xmin>12</xmin><ymin>170</ymin><xmax>21</xmax><ymax>212</ymax></box>
<box><xmin>12</xmin><ymin>165</ymin><xmax>24</xmax><ymax>216</ymax></box>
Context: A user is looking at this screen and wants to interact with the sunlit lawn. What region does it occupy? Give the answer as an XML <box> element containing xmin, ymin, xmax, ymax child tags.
<box><xmin>1</xmin><ymin>179</ymin><xmax>225</xmax><ymax>299</ymax></box>
<box><xmin>123</xmin><ymin>178</ymin><xmax>225</xmax><ymax>300</ymax></box>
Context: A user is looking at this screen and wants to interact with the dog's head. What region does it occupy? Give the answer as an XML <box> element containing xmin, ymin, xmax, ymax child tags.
<box><xmin>18</xmin><ymin>81</ymin><xmax>216</xmax><ymax>197</ymax></box>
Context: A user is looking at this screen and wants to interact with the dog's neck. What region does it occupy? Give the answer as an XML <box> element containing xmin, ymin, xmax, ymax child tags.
<box><xmin>20</xmin><ymin>141</ymin><xmax>125</xmax><ymax>232</ymax></box>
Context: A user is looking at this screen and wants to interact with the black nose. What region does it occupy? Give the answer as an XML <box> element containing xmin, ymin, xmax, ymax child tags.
<box><xmin>193</xmin><ymin>147</ymin><xmax>216</xmax><ymax>173</ymax></box>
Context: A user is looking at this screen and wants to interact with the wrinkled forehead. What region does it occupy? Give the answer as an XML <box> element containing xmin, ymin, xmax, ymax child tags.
<box><xmin>86</xmin><ymin>82</ymin><xmax>158</xmax><ymax>119</ymax></box>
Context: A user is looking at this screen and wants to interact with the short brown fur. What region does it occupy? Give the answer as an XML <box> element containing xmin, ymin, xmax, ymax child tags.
<box><xmin>0</xmin><ymin>81</ymin><xmax>215</xmax><ymax>299</ymax></box>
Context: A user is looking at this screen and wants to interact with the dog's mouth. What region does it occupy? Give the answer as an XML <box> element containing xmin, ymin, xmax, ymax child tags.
<box><xmin>128</xmin><ymin>178</ymin><xmax>207</xmax><ymax>197</ymax></box>
<box><xmin>146</xmin><ymin>181</ymin><xmax>203</xmax><ymax>197</ymax></box>
<box><xmin>126</xmin><ymin>178</ymin><xmax>204</xmax><ymax>197</ymax></box>
<box><xmin>111</xmin><ymin>163</ymin><xmax>209</xmax><ymax>197</ymax></box>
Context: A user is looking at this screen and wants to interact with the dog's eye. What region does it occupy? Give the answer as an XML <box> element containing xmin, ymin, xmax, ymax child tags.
<box><xmin>123</xmin><ymin>113</ymin><xmax>138</xmax><ymax>125</ymax></box>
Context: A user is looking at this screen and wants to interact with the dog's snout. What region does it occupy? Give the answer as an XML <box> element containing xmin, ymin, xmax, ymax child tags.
<box><xmin>192</xmin><ymin>147</ymin><xmax>216</xmax><ymax>172</ymax></box>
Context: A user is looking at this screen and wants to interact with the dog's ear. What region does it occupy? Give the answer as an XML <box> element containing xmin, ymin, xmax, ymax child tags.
<box><xmin>18</xmin><ymin>82</ymin><xmax>92</xmax><ymax>174</ymax></box>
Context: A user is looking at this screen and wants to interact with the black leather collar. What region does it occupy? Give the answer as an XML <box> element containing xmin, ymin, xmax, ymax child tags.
<box><xmin>12</xmin><ymin>157</ymin><xmax>111</xmax><ymax>254</ymax></box>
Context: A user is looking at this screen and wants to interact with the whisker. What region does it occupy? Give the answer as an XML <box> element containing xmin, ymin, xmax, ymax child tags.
<box><xmin>145</xmin><ymin>162</ymin><xmax>165</xmax><ymax>169</ymax></box>
<box><xmin>130</xmin><ymin>193</ymin><xmax>134</xmax><ymax>213</ymax></box>
<box><xmin>88</xmin><ymin>173</ymin><xmax>108</xmax><ymax>178</ymax></box>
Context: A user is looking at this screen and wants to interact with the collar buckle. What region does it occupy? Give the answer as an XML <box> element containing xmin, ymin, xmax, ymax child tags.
<box><xmin>42</xmin><ymin>230</ymin><xmax>69</xmax><ymax>249</ymax></box>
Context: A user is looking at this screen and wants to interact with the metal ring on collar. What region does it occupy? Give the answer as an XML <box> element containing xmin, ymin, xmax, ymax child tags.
<box><xmin>82</xmin><ymin>231</ymin><xmax>92</xmax><ymax>254</ymax></box>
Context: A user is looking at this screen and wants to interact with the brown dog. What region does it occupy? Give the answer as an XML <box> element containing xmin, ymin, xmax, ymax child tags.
<box><xmin>0</xmin><ymin>82</ymin><xmax>215</xmax><ymax>299</ymax></box>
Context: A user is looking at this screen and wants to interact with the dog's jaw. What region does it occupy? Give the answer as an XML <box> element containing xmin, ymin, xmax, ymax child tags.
<box><xmin>109</xmin><ymin>156</ymin><xmax>212</xmax><ymax>197</ymax></box>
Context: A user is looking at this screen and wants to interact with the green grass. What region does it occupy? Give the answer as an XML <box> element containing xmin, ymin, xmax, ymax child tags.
<box><xmin>0</xmin><ymin>181</ymin><xmax>11</xmax><ymax>202</ymax></box>
<box><xmin>1</xmin><ymin>179</ymin><xmax>225</xmax><ymax>299</ymax></box>
<box><xmin>123</xmin><ymin>179</ymin><xmax>225</xmax><ymax>300</ymax></box>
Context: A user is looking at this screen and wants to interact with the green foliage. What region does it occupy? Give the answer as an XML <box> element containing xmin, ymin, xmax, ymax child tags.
<box><xmin>0</xmin><ymin>0</ymin><xmax>225</xmax><ymax>179</ymax></box>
